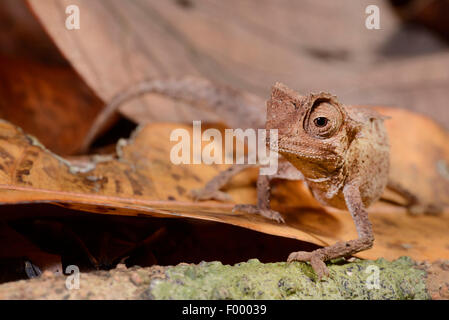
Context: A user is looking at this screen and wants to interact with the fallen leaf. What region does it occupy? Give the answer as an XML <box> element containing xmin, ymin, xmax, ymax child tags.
<box><xmin>27</xmin><ymin>0</ymin><xmax>449</xmax><ymax>131</ymax></box>
<box><xmin>0</xmin><ymin>0</ymin><xmax>65</xmax><ymax>64</ymax></box>
<box><xmin>0</xmin><ymin>56</ymin><xmax>103</xmax><ymax>155</ymax></box>
<box><xmin>0</xmin><ymin>116</ymin><xmax>448</xmax><ymax>262</ymax></box>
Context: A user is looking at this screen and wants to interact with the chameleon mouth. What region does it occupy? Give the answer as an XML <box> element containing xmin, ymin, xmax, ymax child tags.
<box><xmin>276</xmin><ymin>140</ymin><xmax>341</xmax><ymax>161</ymax></box>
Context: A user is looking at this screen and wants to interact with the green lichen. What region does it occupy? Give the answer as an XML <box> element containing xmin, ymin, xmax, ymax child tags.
<box><xmin>147</xmin><ymin>257</ymin><xmax>429</xmax><ymax>300</ymax></box>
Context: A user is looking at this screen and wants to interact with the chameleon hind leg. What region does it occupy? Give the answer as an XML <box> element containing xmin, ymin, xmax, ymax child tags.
<box><xmin>387</xmin><ymin>181</ymin><xmax>442</xmax><ymax>215</ymax></box>
<box><xmin>190</xmin><ymin>164</ymin><xmax>256</xmax><ymax>202</ymax></box>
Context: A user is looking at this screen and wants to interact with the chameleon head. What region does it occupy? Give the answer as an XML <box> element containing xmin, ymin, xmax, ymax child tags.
<box><xmin>266</xmin><ymin>83</ymin><xmax>361</xmax><ymax>179</ymax></box>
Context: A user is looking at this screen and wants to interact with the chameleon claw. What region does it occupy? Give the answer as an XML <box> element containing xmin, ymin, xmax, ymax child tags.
<box><xmin>407</xmin><ymin>203</ymin><xmax>443</xmax><ymax>216</ymax></box>
<box><xmin>288</xmin><ymin>250</ymin><xmax>329</xmax><ymax>279</ymax></box>
<box><xmin>287</xmin><ymin>251</ymin><xmax>312</xmax><ymax>262</ymax></box>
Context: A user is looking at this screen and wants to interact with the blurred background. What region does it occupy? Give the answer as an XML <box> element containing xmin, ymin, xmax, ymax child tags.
<box><xmin>1</xmin><ymin>0</ymin><xmax>449</xmax><ymax>156</ymax></box>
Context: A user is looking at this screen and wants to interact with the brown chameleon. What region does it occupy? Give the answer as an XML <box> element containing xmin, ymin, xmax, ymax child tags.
<box><xmin>192</xmin><ymin>83</ymin><xmax>390</xmax><ymax>278</ymax></box>
<box><xmin>82</xmin><ymin>77</ymin><xmax>439</xmax><ymax>278</ymax></box>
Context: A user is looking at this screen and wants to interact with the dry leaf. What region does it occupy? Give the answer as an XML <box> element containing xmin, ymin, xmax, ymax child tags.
<box><xmin>27</xmin><ymin>0</ymin><xmax>449</xmax><ymax>130</ymax></box>
<box><xmin>0</xmin><ymin>56</ymin><xmax>103</xmax><ymax>155</ymax></box>
<box><xmin>0</xmin><ymin>114</ymin><xmax>448</xmax><ymax>261</ymax></box>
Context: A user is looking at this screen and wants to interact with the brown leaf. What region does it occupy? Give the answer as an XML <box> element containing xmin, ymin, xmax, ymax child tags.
<box><xmin>27</xmin><ymin>0</ymin><xmax>449</xmax><ymax>130</ymax></box>
<box><xmin>0</xmin><ymin>0</ymin><xmax>65</xmax><ymax>64</ymax></box>
<box><xmin>0</xmin><ymin>117</ymin><xmax>448</xmax><ymax>262</ymax></box>
<box><xmin>0</xmin><ymin>56</ymin><xmax>103</xmax><ymax>155</ymax></box>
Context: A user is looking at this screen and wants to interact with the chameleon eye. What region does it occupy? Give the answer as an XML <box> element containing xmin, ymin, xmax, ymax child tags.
<box><xmin>313</xmin><ymin>117</ymin><xmax>328</xmax><ymax>127</ymax></box>
<box><xmin>305</xmin><ymin>100</ymin><xmax>342</xmax><ymax>138</ymax></box>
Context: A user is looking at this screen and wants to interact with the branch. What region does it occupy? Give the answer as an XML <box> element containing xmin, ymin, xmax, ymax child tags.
<box><xmin>1</xmin><ymin>257</ymin><xmax>447</xmax><ymax>299</ymax></box>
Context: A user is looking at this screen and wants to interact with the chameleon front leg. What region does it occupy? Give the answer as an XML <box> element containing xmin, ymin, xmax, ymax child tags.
<box><xmin>288</xmin><ymin>183</ymin><xmax>374</xmax><ymax>279</ymax></box>
<box><xmin>191</xmin><ymin>165</ymin><xmax>285</xmax><ymax>223</ymax></box>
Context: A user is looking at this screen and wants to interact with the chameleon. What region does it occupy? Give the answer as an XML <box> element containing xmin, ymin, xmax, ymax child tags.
<box><xmin>192</xmin><ymin>83</ymin><xmax>389</xmax><ymax>278</ymax></box>
<box><xmin>82</xmin><ymin>77</ymin><xmax>440</xmax><ymax>278</ymax></box>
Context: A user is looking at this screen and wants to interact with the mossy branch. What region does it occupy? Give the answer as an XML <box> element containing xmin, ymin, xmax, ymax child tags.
<box><xmin>0</xmin><ymin>257</ymin><xmax>443</xmax><ymax>300</ymax></box>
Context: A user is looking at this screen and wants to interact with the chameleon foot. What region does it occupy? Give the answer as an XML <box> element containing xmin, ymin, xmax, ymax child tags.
<box><xmin>232</xmin><ymin>204</ymin><xmax>285</xmax><ymax>223</ymax></box>
<box><xmin>407</xmin><ymin>203</ymin><xmax>442</xmax><ymax>216</ymax></box>
<box><xmin>190</xmin><ymin>188</ymin><xmax>233</xmax><ymax>202</ymax></box>
<box><xmin>287</xmin><ymin>250</ymin><xmax>329</xmax><ymax>279</ymax></box>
